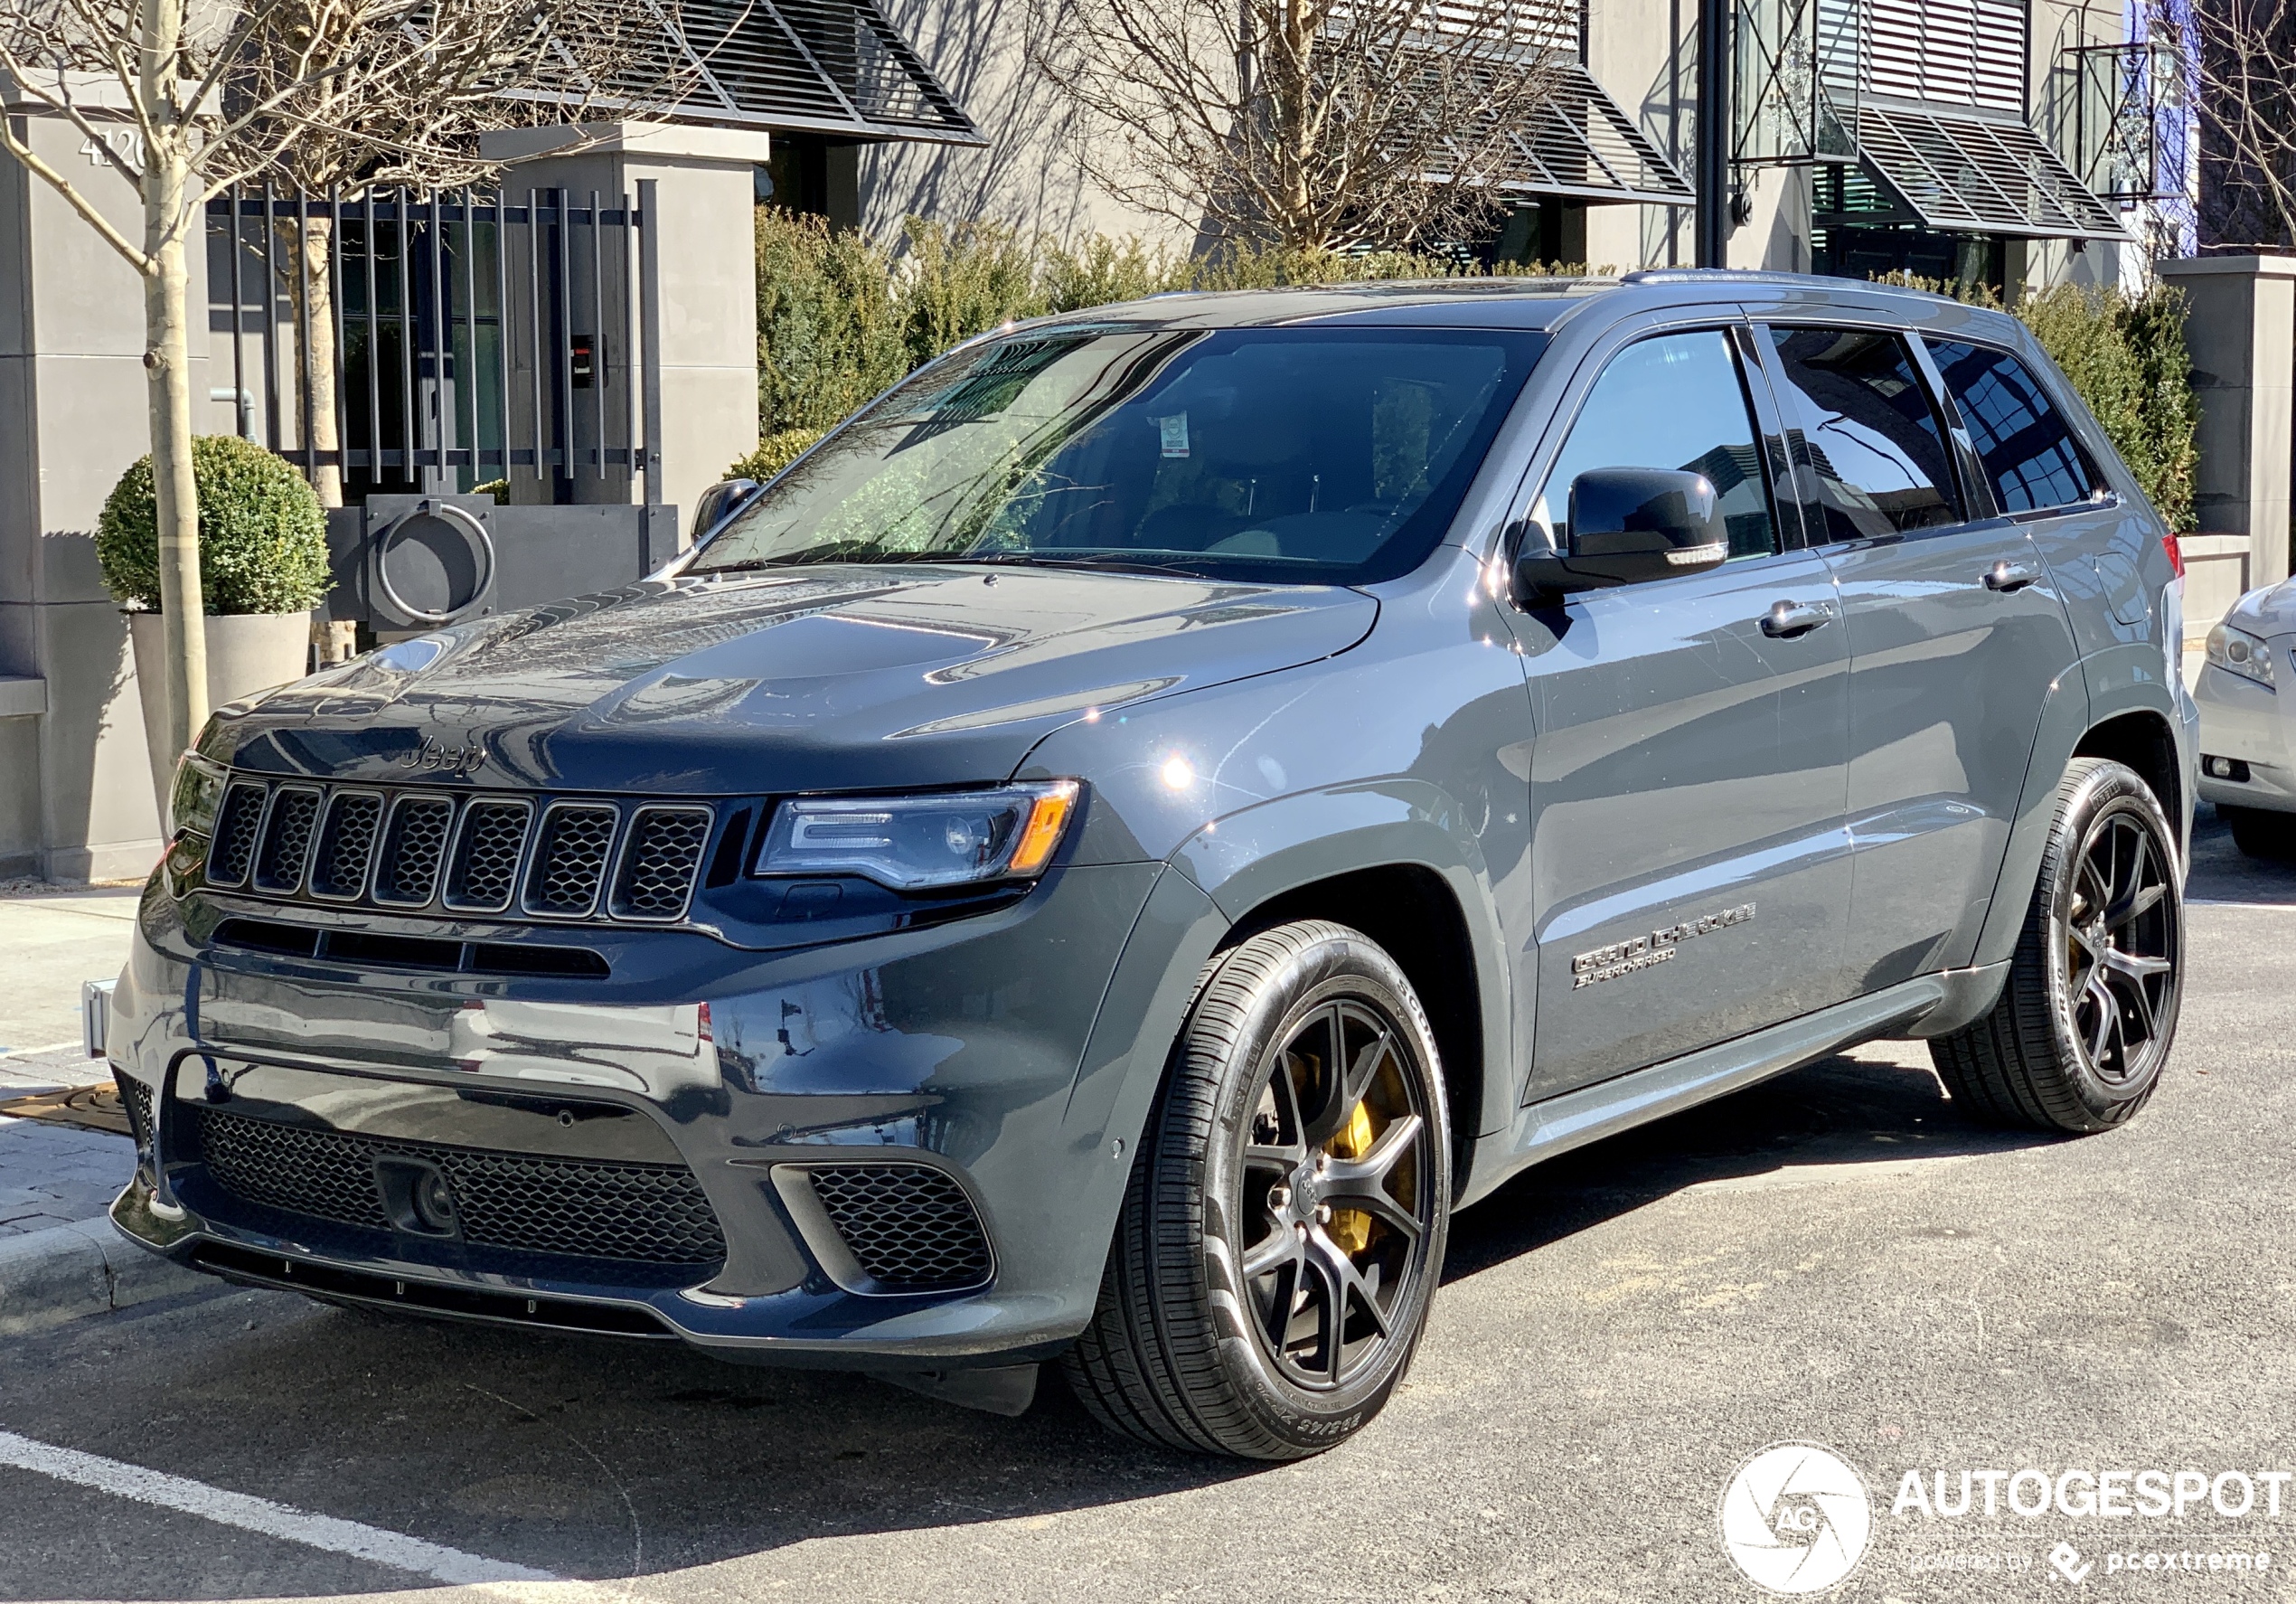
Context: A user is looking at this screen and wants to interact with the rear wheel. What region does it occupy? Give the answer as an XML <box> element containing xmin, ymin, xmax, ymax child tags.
<box><xmin>1062</xmin><ymin>920</ymin><xmax>1449</xmax><ymax>1458</ymax></box>
<box><xmin>1932</xmin><ymin>758</ymin><xmax>2182</xmax><ymax>1133</ymax></box>
<box><xmin>2220</xmin><ymin>803</ymin><xmax>2296</xmax><ymax>863</ymax></box>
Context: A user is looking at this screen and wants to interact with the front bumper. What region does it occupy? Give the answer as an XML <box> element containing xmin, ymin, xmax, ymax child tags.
<box><xmin>108</xmin><ymin>860</ymin><xmax>1209</xmax><ymax>1365</ymax></box>
<box><xmin>2193</xmin><ymin>656</ymin><xmax>2296</xmax><ymax>814</ymax></box>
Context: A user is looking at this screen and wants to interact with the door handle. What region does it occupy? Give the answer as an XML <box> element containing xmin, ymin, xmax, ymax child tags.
<box><xmin>1984</xmin><ymin>560</ymin><xmax>2041</xmax><ymax>592</ymax></box>
<box><xmin>1760</xmin><ymin>599</ymin><xmax>1835</xmax><ymax>639</ymax></box>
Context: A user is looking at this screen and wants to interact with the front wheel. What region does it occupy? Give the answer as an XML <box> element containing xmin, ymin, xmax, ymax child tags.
<box><xmin>1062</xmin><ymin>920</ymin><xmax>1450</xmax><ymax>1458</ymax></box>
<box><xmin>1932</xmin><ymin>758</ymin><xmax>2183</xmax><ymax>1132</ymax></box>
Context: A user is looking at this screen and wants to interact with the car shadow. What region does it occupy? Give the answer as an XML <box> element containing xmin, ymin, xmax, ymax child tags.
<box><xmin>2187</xmin><ymin>800</ymin><xmax>2296</xmax><ymax>905</ymax></box>
<box><xmin>1443</xmin><ymin>1045</ymin><xmax>2054</xmax><ymax>1283</ymax></box>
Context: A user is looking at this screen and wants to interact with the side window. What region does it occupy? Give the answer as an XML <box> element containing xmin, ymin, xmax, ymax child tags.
<box><xmin>1765</xmin><ymin>326</ymin><xmax>1962</xmax><ymax>542</ymax></box>
<box><xmin>1531</xmin><ymin>330</ymin><xmax>1777</xmax><ymax>560</ymax></box>
<box><xmin>1927</xmin><ymin>339</ymin><xmax>2101</xmax><ymax>514</ymax></box>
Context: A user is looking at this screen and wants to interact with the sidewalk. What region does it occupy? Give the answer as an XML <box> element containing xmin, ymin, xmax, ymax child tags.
<box><xmin>0</xmin><ymin>882</ymin><xmax>142</xmax><ymax>1241</ymax></box>
<box><xmin>0</xmin><ymin>879</ymin><xmax>212</xmax><ymax>1330</ymax></box>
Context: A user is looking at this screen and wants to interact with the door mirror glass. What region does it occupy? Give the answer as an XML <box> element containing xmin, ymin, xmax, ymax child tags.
<box><xmin>1517</xmin><ymin>467</ymin><xmax>1727</xmax><ymax>595</ymax></box>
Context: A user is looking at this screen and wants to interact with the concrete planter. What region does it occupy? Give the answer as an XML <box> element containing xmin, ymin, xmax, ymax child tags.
<box><xmin>128</xmin><ymin>611</ymin><xmax>312</xmax><ymax>804</ymax></box>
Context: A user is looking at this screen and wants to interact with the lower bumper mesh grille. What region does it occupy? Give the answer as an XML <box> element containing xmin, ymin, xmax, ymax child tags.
<box><xmin>116</xmin><ymin>1075</ymin><xmax>154</xmax><ymax>1149</ymax></box>
<box><xmin>190</xmin><ymin>1106</ymin><xmax>728</xmax><ymax>1269</ymax></box>
<box><xmin>807</xmin><ymin>1165</ymin><xmax>993</xmax><ymax>1291</ymax></box>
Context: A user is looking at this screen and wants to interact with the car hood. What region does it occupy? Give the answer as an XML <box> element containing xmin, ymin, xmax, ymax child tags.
<box><xmin>2227</xmin><ymin>579</ymin><xmax>2296</xmax><ymax>640</ymax></box>
<box><xmin>212</xmin><ymin>564</ymin><xmax>1379</xmax><ymax>794</ymax></box>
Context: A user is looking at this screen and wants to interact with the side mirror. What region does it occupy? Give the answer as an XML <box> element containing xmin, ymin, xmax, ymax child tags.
<box><xmin>1513</xmin><ymin>467</ymin><xmax>1727</xmax><ymax>599</ymax></box>
<box><xmin>690</xmin><ymin>478</ymin><xmax>763</xmax><ymax>547</ymax></box>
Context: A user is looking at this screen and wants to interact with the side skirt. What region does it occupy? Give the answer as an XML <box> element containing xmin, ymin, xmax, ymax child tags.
<box><xmin>1456</xmin><ymin>963</ymin><xmax>2008</xmax><ymax>1209</ymax></box>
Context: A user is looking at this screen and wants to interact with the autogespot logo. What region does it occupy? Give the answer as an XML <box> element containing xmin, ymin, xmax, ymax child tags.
<box><xmin>1719</xmin><ymin>1443</ymin><xmax>1875</xmax><ymax>1595</ymax></box>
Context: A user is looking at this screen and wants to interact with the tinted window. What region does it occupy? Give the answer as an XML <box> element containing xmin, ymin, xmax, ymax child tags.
<box><xmin>691</xmin><ymin>326</ymin><xmax>1545</xmax><ymax>585</ymax></box>
<box><xmin>1928</xmin><ymin>339</ymin><xmax>2100</xmax><ymax>513</ymax></box>
<box><xmin>1531</xmin><ymin>331</ymin><xmax>1776</xmax><ymax>559</ymax></box>
<box><xmin>1766</xmin><ymin>326</ymin><xmax>1962</xmax><ymax>541</ymax></box>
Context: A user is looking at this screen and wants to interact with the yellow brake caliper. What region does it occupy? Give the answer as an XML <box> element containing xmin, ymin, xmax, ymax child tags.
<box><xmin>1323</xmin><ymin>1099</ymin><xmax>1379</xmax><ymax>1255</ymax></box>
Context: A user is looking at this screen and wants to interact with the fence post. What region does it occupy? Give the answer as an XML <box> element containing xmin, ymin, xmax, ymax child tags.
<box><xmin>2159</xmin><ymin>254</ymin><xmax>2296</xmax><ymax>629</ymax></box>
<box><xmin>638</xmin><ymin>177</ymin><xmax>663</xmax><ymax>511</ymax></box>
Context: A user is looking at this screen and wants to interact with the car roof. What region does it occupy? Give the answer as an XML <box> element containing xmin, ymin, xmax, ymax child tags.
<box><xmin>998</xmin><ymin>269</ymin><xmax>2025</xmax><ymax>343</ymax></box>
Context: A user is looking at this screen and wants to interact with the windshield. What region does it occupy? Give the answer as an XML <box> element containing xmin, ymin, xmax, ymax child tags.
<box><xmin>689</xmin><ymin>325</ymin><xmax>1547</xmax><ymax>585</ymax></box>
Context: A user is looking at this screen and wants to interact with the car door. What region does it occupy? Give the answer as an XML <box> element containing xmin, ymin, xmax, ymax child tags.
<box><xmin>1755</xmin><ymin>321</ymin><xmax>2081</xmax><ymax>989</ymax></box>
<box><xmin>1510</xmin><ymin>321</ymin><xmax>1855</xmax><ymax>1099</ymax></box>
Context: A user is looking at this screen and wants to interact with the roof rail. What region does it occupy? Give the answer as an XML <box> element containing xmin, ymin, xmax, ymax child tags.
<box><xmin>1618</xmin><ymin>267</ymin><xmax>1958</xmax><ymax>300</ymax></box>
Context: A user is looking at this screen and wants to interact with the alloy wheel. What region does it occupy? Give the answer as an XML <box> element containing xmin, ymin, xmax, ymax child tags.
<box><xmin>1237</xmin><ymin>998</ymin><xmax>1436</xmax><ymax>1390</ymax></box>
<box><xmin>2064</xmin><ymin>807</ymin><xmax>2179</xmax><ymax>1086</ymax></box>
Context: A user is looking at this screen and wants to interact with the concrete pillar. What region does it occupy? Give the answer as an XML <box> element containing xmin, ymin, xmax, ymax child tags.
<box><xmin>0</xmin><ymin>90</ymin><xmax>190</xmax><ymax>881</ymax></box>
<box><xmin>2157</xmin><ymin>255</ymin><xmax>2296</xmax><ymax>626</ymax></box>
<box><xmin>479</xmin><ymin>124</ymin><xmax>765</xmax><ymax>537</ymax></box>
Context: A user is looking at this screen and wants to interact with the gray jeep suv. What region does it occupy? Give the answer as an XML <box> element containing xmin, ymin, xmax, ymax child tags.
<box><xmin>112</xmin><ymin>271</ymin><xmax>2193</xmax><ymax>1459</ymax></box>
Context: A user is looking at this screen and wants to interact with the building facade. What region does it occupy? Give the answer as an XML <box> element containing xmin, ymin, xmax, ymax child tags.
<box><xmin>855</xmin><ymin>0</ymin><xmax>2150</xmax><ymax>296</ymax></box>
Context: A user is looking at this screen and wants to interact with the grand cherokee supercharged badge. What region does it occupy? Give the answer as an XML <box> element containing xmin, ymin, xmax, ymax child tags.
<box><xmin>1572</xmin><ymin>902</ymin><xmax>1756</xmax><ymax>988</ymax></box>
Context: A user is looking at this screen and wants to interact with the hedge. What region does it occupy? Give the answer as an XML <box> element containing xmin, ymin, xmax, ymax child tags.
<box><xmin>736</xmin><ymin>212</ymin><xmax>2199</xmax><ymax>539</ymax></box>
<box><xmin>731</xmin><ymin>208</ymin><xmax>1592</xmax><ymax>480</ymax></box>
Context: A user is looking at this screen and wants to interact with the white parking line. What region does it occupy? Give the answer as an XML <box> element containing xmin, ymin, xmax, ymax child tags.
<box><xmin>0</xmin><ymin>1429</ymin><xmax>560</xmax><ymax>1586</ymax></box>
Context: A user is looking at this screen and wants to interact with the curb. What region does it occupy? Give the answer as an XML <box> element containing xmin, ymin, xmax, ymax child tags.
<box><xmin>0</xmin><ymin>1215</ymin><xmax>213</xmax><ymax>1335</ymax></box>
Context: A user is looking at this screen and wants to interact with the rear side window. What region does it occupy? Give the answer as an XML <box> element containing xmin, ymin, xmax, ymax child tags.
<box><xmin>1531</xmin><ymin>330</ymin><xmax>1778</xmax><ymax>560</ymax></box>
<box><xmin>1927</xmin><ymin>339</ymin><xmax>2101</xmax><ymax>514</ymax></box>
<box><xmin>1764</xmin><ymin>326</ymin><xmax>1962</xmax><ymax>541</ymax></box>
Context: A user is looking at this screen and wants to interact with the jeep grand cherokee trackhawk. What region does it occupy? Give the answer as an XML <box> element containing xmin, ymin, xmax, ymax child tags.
<box><xmin>111</xmin><ymin>272</ymin><xmax>2194</xmax><ymax>1459</ymax></box>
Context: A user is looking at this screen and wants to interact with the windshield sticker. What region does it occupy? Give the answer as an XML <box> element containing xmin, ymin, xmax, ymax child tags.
<box><xmin>1158</xmin><ymin>413</ymin><xmax>1190</xmax><ymax>458</ymax></box>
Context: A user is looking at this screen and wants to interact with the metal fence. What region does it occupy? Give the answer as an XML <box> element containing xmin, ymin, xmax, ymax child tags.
<box><xmin>208</xmin><ymin>181</ymin><xmax>663</xmax><ymax>503</ymax></box>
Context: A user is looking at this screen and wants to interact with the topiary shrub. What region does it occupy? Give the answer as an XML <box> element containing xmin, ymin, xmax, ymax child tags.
<box><xmin>97</xmin><ymin>435</ymin><xmax>331</xmax><ymax>614</ymax></box>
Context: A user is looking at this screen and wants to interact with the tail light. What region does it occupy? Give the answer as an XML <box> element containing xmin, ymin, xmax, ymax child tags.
<box><xmin>2163</xmin><ymin>532</ymin><xmax>2186</xmax><ymax>584</ymax></box>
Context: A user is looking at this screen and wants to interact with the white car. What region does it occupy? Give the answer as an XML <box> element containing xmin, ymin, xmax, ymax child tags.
<box><xmin>2196</xmin><ymin>580</ymin><xmax>2296</xmax><ymax>858</ymax></box>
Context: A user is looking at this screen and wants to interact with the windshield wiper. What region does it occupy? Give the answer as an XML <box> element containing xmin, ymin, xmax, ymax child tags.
<box><xmin>935</xmin><ymin>551</ymin><xmax>1213</xmax><ymax>578</ymax></box>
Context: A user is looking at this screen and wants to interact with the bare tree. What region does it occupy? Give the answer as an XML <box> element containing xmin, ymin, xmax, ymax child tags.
<box><xmin>2173</xmin><ymin>0</ymin><xmax>2296</xmax><ymax>249</ymax></box>
<box><xmin>0</xmin><ymin>0</ymin><xmax>675</xmax><ymax>775</ymax></box>
<box><xmin>1039</xmin><ymin>0</ymin><xmax>1570</xmax><ymax>252</ymax></box>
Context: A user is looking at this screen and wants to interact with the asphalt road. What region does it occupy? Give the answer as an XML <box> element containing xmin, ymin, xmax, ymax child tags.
<box><xmin>1</xmin><ymin>809</ymin><xmax>2291</xmax><ymax>1604</ymax></box>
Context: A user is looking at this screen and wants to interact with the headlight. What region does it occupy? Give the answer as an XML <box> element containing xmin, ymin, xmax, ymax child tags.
<box><xmin>754</xmin><ymin>781</ymin><xmax>1080</xmax><ymax>891</ymax></box>
<box><xmin>167</xmin><ymin>751</ymin><xmax>228</xmax><ymax>839</ymax></box>
<box><xmin>2207</xmin><ymin>622</ymin><xmax>2275</xmax><ymax>688</ymax></box>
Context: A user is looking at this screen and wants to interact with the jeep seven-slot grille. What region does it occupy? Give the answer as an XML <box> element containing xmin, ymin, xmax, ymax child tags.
<box><xmin>190</xmin><ymin>1105</ymin><xmax>729</xmax><ymax>1269</ymax></box>
<box><xmin>197</xmin><ymin>778</ymin><xmax>714</xmax><ymax>927</ymax></box>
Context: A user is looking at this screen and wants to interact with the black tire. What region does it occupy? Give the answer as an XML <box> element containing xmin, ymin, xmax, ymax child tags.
<box><xmin>1932</xmin><ymin>758</ymin><xmax>2183</xmax><ymax>1133</ymax></box>
<box><xmin>2221</xmin><ymin>803</ymin><xmax>2296</xmax><ymax>863</ymax></box>
<box><xmin>1062</xmin><ymin>920</ymin><xmax>1451</xmax><ymax>1459</ymax></box>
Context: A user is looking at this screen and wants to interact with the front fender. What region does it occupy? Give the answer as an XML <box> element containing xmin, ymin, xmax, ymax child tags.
<box><xmin>1175</xmin><ymin>781</ymin><xmax>1518</xmax><ymax>1150</ymax></box>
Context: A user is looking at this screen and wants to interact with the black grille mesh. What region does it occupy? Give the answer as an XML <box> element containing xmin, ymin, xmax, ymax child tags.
<box><xmin>208</xmin><ymin>781</ymin><xmax>266</xmax><ymax>886</ymax></box>
<box><xmin>445</xmin><ymin>802</ymin><xmax>532</xmax><ymax>911</ymax></box>
<box><xmin>526</xmin><ymin>805</ymin><xmax>617</xmax><ymax>916</ymax></box>
<box><xmin>116</xmin><ymin>1075</ymin><xmax>154</xmax><ymax>1150</ymax></box>
<box><xmin>192</xmin><ymin>1106</ymin><xmax>728</xmax><ymax>1267</ymax></box>
<box><xmin>308</xmin><ymin>793</ymin><xmax>382</xmax><ymax>899</ymax></box>
<box><xmin>374</xmin><ymin>797</ymin><xmax>453</xmax><ymax>906</ymax></box>
<box><xmin>253</xmin><ymin>789</ymin><xmax>321</xmax><ymax>892</ymax></box>
<box><xmin>808</xmin><ymin>1165</ymin><xmax>993</xmax><ymax>1290</ymax></box>
<box><xmin>613</xmin><ymin>807</ymin><xmax>711</xmax><ymax>919</ymax></box>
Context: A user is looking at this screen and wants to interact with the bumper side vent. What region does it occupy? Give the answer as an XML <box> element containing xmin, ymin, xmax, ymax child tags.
<box><xmin>116</xmin><ymin>1075</ymin><xmax>154</xmax><ymax>1150</ymax></box>
<box><xmin>805</xmin><ymin>1165</ymin><xmax>993</xmax><ymax>1292</ymax></box>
